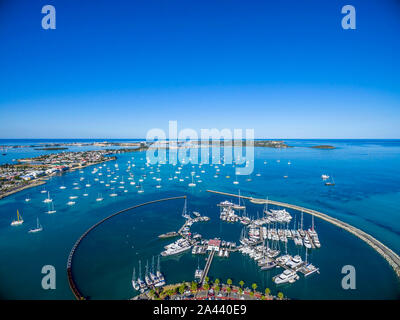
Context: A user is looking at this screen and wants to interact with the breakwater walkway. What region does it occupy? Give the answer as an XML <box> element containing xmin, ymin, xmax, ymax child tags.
<box><xmin>207</xmin><ymin>190</ymin><xmax>400</xmax><ymax>279</ymax></box>
<box><xmin>67</xmin><ymin>196</ymin><xmax>187</xmax><ymax>300</ymax></box>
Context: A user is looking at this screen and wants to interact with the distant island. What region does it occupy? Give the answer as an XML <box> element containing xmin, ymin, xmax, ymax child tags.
<box><xmin>34</xmin><ymin>147</ymin><xmax>68</xmax><ymax>151</ymax></box>
<box><xmin>310</xmin><ymin>145</ymin><xmax>335</xmax><ymax>149</ymax></box>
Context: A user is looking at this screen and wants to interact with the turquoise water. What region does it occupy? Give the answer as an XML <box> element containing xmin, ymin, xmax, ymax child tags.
<box><xmin>0</xmin><ymin>140</ymin><xmax>400</xmax><ymax>299</ymax></box>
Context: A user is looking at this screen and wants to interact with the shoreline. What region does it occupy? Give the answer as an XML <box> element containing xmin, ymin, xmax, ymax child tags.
<box><xmin>0</xmin><ymin>157</ymin><xmax>117</xmax><ymax>201</ymax></box>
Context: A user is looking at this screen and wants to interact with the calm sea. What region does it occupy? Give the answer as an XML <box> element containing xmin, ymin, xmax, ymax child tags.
<box><xmin>0</xmin><ymin>139</ymin><xmax>399</xmax><ymax>299</ymax></box>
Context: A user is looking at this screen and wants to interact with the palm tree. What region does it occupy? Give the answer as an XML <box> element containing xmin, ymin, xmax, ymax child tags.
<box><xmin>215</xmin><ymin>285</ymin><xmax>220</xmax><ymax>295</ymax></box>
<box><xmin>204</xmin><ymin>283</ymin><xmax>210</xmax><ymax>291</ymax></box>
<box><xmin>251</xmin><ymin>283</ymin><xmax>257</xmax><ymax>293</ymax></box>
<box><xmin>214</xmin><ymin>278</ymin><xmax>220</xmax><ymax>287</ymax></box>
<box><xmin>265</xmin><ymin>288</ymin><xmax>271</xmax><ymax>297</ymax></box>
<box><xmin>191</xmin><ymin>281</ymin><xmax>198</xmax><ymax>294</ymax></box>
<box><xmin>204</xmin><ymin>276</ymin><xmax>209</xmax><ymax>284</ymax></box>
<box><xmin>179</xmin><ymin>284</ymin><xmax>185</xmax><ymax>295</ymax></box>
<box><xmin>278</xmin><ymin>292</ymin><xmax>284</xmax><ymax>300</ymax></box>
<box><xmin>239</xmin><ymin>280</ymin><xmax>244</xmax><ymax>288</ymax></box>
<box><xmin>227</xmin><ymin>278</ymin><xmax>232</xmax><ymax>286</ymax></box>
<box><xmin>226</xmin><ymin>286</ymin><xmax>232</xmax><ymax>297</ymax></box>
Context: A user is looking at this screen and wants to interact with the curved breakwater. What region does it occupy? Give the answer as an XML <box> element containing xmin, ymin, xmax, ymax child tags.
<box><xmin>207</xmin><ymin>190</ymin><xmax>400</xmax><ymax>280</ymax></box>
<box><xmin>66</xmin><ymin>196</ymin><xmax>187</xmax><ymax>300</ymax></box>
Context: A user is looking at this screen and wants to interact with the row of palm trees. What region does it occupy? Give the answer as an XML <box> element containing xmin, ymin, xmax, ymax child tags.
<box><xmin>200</xmin><ymin>277</ymin><xmax>284</xmax><ymax>300</ymax></box>
<box><xmin>153</xmin><ymin>278</ymin><xmax>285</xmax><ymax>300</ymax></box>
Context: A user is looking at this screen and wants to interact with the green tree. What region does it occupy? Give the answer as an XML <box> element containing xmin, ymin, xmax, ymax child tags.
<box><xmin>204</xmin><ymin>283</ymin><xmax>210</xmax><ymax>291</ymax></box>
<box><xmin>265</xmin><ymin>288</ymin><xmax>271</xmax><ymax>297</ymax></box>
<box><xmin>227</xmin><ymin>278</ymin><xmax>232</xmax><ymax>286</ymax></box>
<box><xmin>252</xmin><ymin>283</ymin><xmax>257</xmax><ymax>292</ymax></box>
<box><xmin>215</xmin><ymin>285</ymin><xmax>220</xmax><ymax>294</ymax></box>
<box><xmin>239</xmin><ymin>280</ymin><xmax>244</xmax><ymax>288</ymax></box>
<box><xmin>238</xmin><ymin>287</ymin><xmax>243</xmax><ymax>295</ymax></box>
<box><xmin>226</xmin><ymin>286</ymin><xmax>232</xmax><ymax>297</ymax></box>
<box><xmin>205</xmin><ymin>276</ymin><xmax>209</xmax><ymax>284</ymax></box>
<box><xmin>191</xmin><ymin>281</ymin><xmax>198</xmax><ymax>292</ymax></box>
<box><xmin>214</xmin><ymin>278</ymin><xmax>220</xmax><ymax>286</ymax></box>
<box><xmin>278</xmin><ymin>292</ymin><xmax>284</xmax><ymax>300</ymax></box>
<box><xmin>179</xmin><ymin>284</ymin><xmax>185</xmax><ymax>295</ymax></box>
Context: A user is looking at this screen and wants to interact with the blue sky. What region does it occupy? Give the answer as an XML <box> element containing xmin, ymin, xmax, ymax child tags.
<box><xmin>0</xmin><ymin>0</ymin><xmax>399</xmax><ymax>139</ymax></box>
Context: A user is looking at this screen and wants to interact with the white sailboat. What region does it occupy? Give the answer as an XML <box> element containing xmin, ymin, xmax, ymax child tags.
<box><xmin>43</xmin><ymin>191</ymin><xmax>52</xmax><ymax>203</ymax></box>
<box><xmin>11</xmin><ymin>210</ymin><xmax>24</xmax><ymax>226</ymax></box>
<box><xmin>29</xmin><ymin>217</ymin><xmax>43</xmax><ymax>233</ymax></box>
<box><xmin>47</xmin><ymin>202</ymin><xmax>56</xmax><ymax>214</ymax></box>
<box><xmin>96</xmin><ymin>193</ymin><xmax>104</xmax><ymax>202</ymax></box>
<box><xmin>188</xmin><ymin>172</ymin><xmax>196</xmax><ymax>187</ymax></box>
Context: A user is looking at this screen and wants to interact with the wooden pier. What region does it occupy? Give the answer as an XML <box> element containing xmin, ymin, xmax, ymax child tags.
<box><xmin>207</xmin><ymin>190</ymin><xmax>400</xmax><ymax>279</ymax></box>
<box><xmin>200</xmin><ymin>250</ymin><xmax>216</xmax><ymax>284</ymax></box>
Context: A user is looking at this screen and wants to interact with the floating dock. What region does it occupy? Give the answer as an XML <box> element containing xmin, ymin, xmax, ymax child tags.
<box><xmin>207</xmin><ymin>190</ymin><xmax>400</xmax><ymax>279</ymax></box>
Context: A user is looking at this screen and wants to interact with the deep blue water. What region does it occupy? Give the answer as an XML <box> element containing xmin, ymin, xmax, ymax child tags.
<box><xmin>0</xmin><ymin>139</ymin><xmax>399</xmax><ymax>299</ymax></box>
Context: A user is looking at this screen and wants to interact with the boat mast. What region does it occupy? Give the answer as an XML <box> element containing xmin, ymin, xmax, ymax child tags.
<box><xmin>300</xmin><ymin>211</ymin><xmax>304</xmax><ymax>231</ymax></box>
<box><xmin>138</xmin><ymin>260</ymin><xmax>142</xmax><ymax>279</ymax></box>
<box><xmin>157</xmin><ymin>255</ymin><xmax>160</xmax><ymax>273</ymax></box>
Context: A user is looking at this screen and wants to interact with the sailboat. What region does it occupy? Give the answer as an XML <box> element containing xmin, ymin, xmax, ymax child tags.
<box><xmin>188</xmin><ymin>172</ymin><xmax>196</xmax><ymax>187</ymax></box>
<box><xmin>325</xmin><ymin>176</ymin><xmax>335</xmax><ymax>186</ymax></box>
<box><xmin>232</xmin><ymin>190</ymin><xmax>246</xmax><ymax>210</ymax></box>
<box><xmin>96</xmin><ymin>193</ymin><xmax>104</xmax><ymax>202</ymax></box>
<box><xmin>156</xmin><ymin>255</ymin><xmax>165</xmax><ymax>286</ymax></box>
<box><xmin>233</xmin><ymin>173</ymin><xmax>239</xmax><ymax>185</ymax></box>
<box><xmin>29</xmin><ymin>217</ymin><xmax>43</xmax><ymax>233</ymax></box>
<box><xmin>43</xmin><ymin>191</ymin><xmax>52</xmax><ymax>203</ymax></box>
<box><xmin>25</xmin><ymin>194</ymin><xmax>31</xmax><ymax>202</ymax></box>
<box><xmin>11</xmin><ymin>210</ymin><xmax>24</xmax><ymax>226</ymax></box>
<box><xmin>132</xmin><ymin>267</ymin><xmax>140</xmax><ymax>291</ymax></box>
<box><xmin>137</xmin><ymin>184</ymin><xmax>144</xmax><ymax>193</ymax></box>
<box><xmin>47</xmin><ymin>202</ymin><xmax>56</xmax><ymax>214</ymax></box>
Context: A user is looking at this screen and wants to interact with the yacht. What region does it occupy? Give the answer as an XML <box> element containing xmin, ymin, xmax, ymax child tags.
<box><xmin>274</xmin><ymin>269</ymin><xmax>299</xmax><ymax>284</ymax></box>
<box><xmin>67</xmin><ymin>201</ymin><xmax>76</xmax><ymax>206</ymax></box>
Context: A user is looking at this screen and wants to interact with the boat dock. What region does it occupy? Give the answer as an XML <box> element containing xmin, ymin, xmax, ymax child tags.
<box><xmin>207</xmin><ymin>190</ymin><xmax>400</xmax><ymax>279</ymax></box>
<box><xmin>200</xmin><ymin>250</ymin><xmax>216</xmax><ymax>284</ymax></box>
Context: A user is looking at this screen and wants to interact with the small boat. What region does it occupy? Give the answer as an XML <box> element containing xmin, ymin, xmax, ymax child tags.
<box><xmin>29</xmin><ymin>217</ymin><xmax>43</xmax><ymax>233</ymax></box>
<box><xmin>47</xmin><ymin>202</ymin><xmax>56</xmax><ymax>214</ymax></box>
<box><xmin>11</xmin><ymin>210</ymin><xmax>24</xmax><ymax>226</ymax></box>
<box><xmin>43</xmin><ymin>192</ymin><xmax>52</xmax><ymax>203</ymax></box>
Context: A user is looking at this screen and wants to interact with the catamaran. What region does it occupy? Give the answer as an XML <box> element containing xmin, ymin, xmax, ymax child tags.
<box><xmin>11</xmin><ymin>210</ymin><xmax>24</xmax><ymax>226</ymax></box>
<box><xmin>29</xmin><ymin>217</ymin><xmax>43</xmax><ymax>233</ymax></box>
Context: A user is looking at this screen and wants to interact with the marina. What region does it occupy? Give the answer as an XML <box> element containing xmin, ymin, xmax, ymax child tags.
<box><xmin>0</xmin><ymin>140</ymin><xmax>399</xmax><ymax>300</ymax></box>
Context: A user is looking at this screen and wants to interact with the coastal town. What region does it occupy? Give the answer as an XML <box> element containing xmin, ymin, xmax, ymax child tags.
<box><xmin>0</xmin><ymin>150</ymin><xmax>117</xmax><ymax>199</ymax></box>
